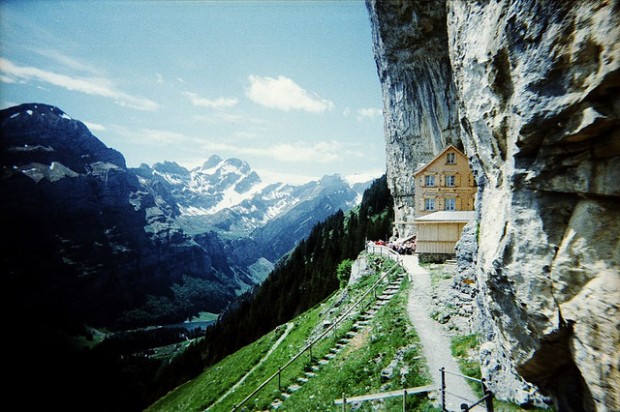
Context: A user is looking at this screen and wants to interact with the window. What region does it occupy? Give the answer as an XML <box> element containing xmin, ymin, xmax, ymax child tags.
<box><xmin>425</xmin><ymin>198</ymin><xmax>435</xmax><ymax>211</ymax></box>
<box><xmin>446</xmin><ymin>175</ymin><xmax>456</xmax><ymax>187</ymax></box>
<box><xmin>424</xmin><ymin>175</ymin><xmax>435</xmax><ymax>187</ymax></box>
<box><xmin>447</xmin><ymin>152</ymin><xmax>456</xmax><ymax>164</ymax></box>
<box><xmin>445</xmin><ymin>198</ymin><xmax>456</xmax><ymax>211</ymax></box>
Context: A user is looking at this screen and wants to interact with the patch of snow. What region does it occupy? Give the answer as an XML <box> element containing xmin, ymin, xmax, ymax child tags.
<box><xmin>60</xmin><ymin>113</ymin><xmax>72</xmax><ymax>120</ymax></box>
<box><xmin>9</xmin><ymin>112</ymin><xmax>19</xmax><ymax>119</ymax></box>
<box><xmin>180</xmin><ymin>206</ymin><xmax>212</xmax><ymax>216</ymax></box>
<box><xmin>26</xmin><ymin>110</ymin><xmax>33</xmax><ymax>115</ymax></box>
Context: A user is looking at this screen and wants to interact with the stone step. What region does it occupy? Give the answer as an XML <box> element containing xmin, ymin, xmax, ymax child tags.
<box><xmin>345</xmin><ymin>331</ymin><xmax>357</xmax><ymax>338</ymax></box>
<box><xmin>281</xmin><ymin>392</ymin><xmax>292</xmax><ymax>399</ymax></box>
<box><xmin>338</xmin><ymin>338</ymin><xmax>350</xmax><ymax>345</ymax></box>
<box><xmin>288</xmin><ymin>384</ymin><xmax>301</xmax><ymax>392</ymax></box>
<box><xmin>271</xmin><ymin>398</ymin><xmax>283</xmax><ymax>409</ymax></box>
<box><xmin>311</xmin><ymin>365</ymin><xmax>321</xmax><ymax>372</ymax></box>
<box><xmin>297</xmin><ymin>377</ymin><xmax>309</xmax><ymax>384</ymax></box>
<box><xmin>325</xmin><ymin>353</ymin><xmax>336</xmax><ymax>360</ymax></box>
<box><xmin>305</xmin><ymin>371</ymin><xmax>316</xmax><ymax>378</ymax></box>
<box><xmin>318</xmin><ymin>358</ymin><xmax>329</xmax><ymax>365</ymax></box>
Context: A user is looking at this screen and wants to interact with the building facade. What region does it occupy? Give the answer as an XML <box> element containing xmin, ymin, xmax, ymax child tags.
<box><xmin>413</xmin><ymin>145</ymin><xmax>476</xmax><ymax>217</ymax></box>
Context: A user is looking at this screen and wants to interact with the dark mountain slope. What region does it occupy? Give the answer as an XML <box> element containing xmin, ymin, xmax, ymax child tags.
<box><xmin>1</xmin><ymin>103</ymin><xmax>236</xmax><ymax>329</ymax></box>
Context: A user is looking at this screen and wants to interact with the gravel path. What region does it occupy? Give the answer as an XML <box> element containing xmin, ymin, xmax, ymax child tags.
<box><xmin>401</xmin><ymin>255</ymin><xmax>485</xmax><ymax>411</ymax></box>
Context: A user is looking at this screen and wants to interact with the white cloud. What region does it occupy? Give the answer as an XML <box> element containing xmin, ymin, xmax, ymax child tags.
<box><xmin>111</xmin><ymin>125</ymin><xmax>192</xmax><ymax>145</ymax></box>
<box><xmin>345</xmin><ymin>169</ymin><xmax>385</xmax><ymax>184</ymax></box>
<box><xmin>246</xmin><ymin>75</ymin><xmax>334</xmax><ymax>112</ymax></box>
<box><xmin>0</xmin><ymin>58</ymin><xmax>159</xmax><ymax>111</ymax></box>
<box><xmin>241</xmin><ymin>141</ymin><xmax>344</xmax><ymax>163</ymax></box>
<box><xmin>184</xmin><ymin>91</ymin><xmax>238</xmax><ymax>109</ymax></box>
<box><xmin>356</xmin><ymin>107</ymin><xmax>382</xmax><ymax>122</ymax></box>
<box><xmin>199</xmin><ymin>139</ymin><xmax>345</xmax><ymax>163</ymax></box>
<box><xmin>139</xmin><ymin>129</ymin><xmax>188</xmax><ymax>144</ymax></box>
<box><xmin>257</xmin><ymin>169</ymin><xmax>320</xmax><ymax>185</ymax></box>
<box><xmin>83</xmin><ymin>121</ymin><xmax>106</xmax><ymax>132</ymax></box>
<box><xmin>34</xmin><ymin>48</ymin><xmax>103</xmax><ymax>76</ymax></box>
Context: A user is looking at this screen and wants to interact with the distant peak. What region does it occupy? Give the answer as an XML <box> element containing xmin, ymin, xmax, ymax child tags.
<box><xmin>201</xmin><ymin>155</ymin><xmax>223</xmax><ymax>170</ymax></box>
<box><xmin>152</xmin><ymin>161</ymin><xmax>189</xmax><ymax>175</ymax></box>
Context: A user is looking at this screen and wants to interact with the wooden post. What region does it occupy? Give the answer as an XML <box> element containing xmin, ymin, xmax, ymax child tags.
<box><xmin>482</xmin><ymin>378</ymin><xmax>494</xmax><ymax>412</ymax></box>
<box><xmin>440</xmin><ymin>367</ymin><xmax>446</xmax><ymax>412</ymax></box>
<box><xmin>342</xmin><ymin>392</ymin><xmax>346</xmax><ymax>412</ymax></box>
<box><xmin>403</xmin><ymin>389</ymin><xmax>407</xmax><ymax>411</ymax></box>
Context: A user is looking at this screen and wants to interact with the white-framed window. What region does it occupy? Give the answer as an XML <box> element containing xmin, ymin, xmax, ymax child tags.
<box><xmin>425</xmin><ymin>198</ymin><xmax>435</xmax><ymax>211</ymax></box>
<box><xmin>447</xmin><ymin>152</ymin><xmax>456</xmax><ymax>164</ymax></box>
<box><xmin>446</xmin><ymin>175</ymin><xmax>456</xmax><ymax>187</ymax></box>
<box><xmin>445</xmin><ymin>198</ymin><xmax>456</xmax><ymax>211</ymax></box>
<box><xmin>424</xmin><ymin>175</ymin><xmax>435</xmax><ymax>187</ymax></box>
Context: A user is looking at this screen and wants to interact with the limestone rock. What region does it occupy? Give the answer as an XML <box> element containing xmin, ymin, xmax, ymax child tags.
<box><xmin>366</xmin><ymin>0</ymin><xmax>462</xmax><ymax>238</ymax></box>
<box><xmin>368</xmin><ymin>0</ymin><xmax>619</xmax><ymax>410</ymax></box>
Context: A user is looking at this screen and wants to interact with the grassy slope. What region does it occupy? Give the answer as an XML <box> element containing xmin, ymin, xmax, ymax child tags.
<box><xmin>151</xmin><ymin>259</ymin><xmax>551</xmax><ymax>412</ymax></box>
<box><xmin>148</xmin><ymin>258</ymin><xmax>439</xmax><ymax>411</ymax></box>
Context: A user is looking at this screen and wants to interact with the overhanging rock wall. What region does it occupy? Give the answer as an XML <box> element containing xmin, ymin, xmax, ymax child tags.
<box><xmin>367</xmin><ymin>1</ymin><xmax>619</xmax><ymax>410</ymax></box>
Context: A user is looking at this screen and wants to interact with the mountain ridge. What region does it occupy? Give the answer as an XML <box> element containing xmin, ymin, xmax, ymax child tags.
<box><xmin>1</xmin><ymin>102</ymin><xmax>373</xmax><ymax>329</ymax></box>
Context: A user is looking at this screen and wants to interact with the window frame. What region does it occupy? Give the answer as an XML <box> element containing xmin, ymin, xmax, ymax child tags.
<box><xmin>445</xmin><ymin>198</ymin><xmax>456</xmax><ymax>211</ymax></box>
<box><xmin>424</xmin><ymin>175</ymin><xmax>436</xmax><ymax>187</ymax></box>
<box><xmin>446</xmin><ymin>152</ymin><xmax>456</xmax><ymax>164</ymax></box>
<box><xmin>446</xmin><ymin>175</ymin><xmax>456</xmax><ymax>187</ymax></box>
<box><xmin>425</xmin><ymin>198</ymin><xmax>435</xmax><ymax>211</ymax></box>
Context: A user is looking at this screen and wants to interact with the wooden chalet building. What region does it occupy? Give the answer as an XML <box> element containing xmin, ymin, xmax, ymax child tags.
<box><xmin>412</xmin><ymin>145</ymin><xmax>477</xmax><ymax>262</ymax></box>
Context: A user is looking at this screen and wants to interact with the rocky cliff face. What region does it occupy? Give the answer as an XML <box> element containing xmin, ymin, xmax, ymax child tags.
<box><xmin>367</xmin><ymin>0</ymin><xmax>462</xmax><ymax>238</ymax></box>
<box><xmin>368</xmin><ymin>1</ymin><xmax>619</xmax><ymax>410</ymax></box>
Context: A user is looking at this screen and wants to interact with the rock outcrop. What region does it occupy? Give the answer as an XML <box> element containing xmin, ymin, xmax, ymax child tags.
<box><xmin>367</xmin><ymin>0</ymin><xmax>462</xmax><ymax>238</ymax></box>
<box><xmin>367</xmin><ymin>1</ymin><xmax>619</xmax><ymax>410</ymax></box>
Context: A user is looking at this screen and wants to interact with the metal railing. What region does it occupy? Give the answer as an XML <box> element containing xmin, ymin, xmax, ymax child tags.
<box><xmin>440</xmin><ymin>368</ymin><xmax>494</xmax><ymax>412</ymax></box>
<box><xmin>334</xmin><ymin>384</ymin><xmax>438</xmax><ymax>411</ymax></box>
<box><xmin>366</xmin><ymin>243</ymin><xmax>403</xmax><ymax>264</ymax></box>
<box><xmin>333</xmin><ymin>368</ymin><xmax>494</xmax><ymax>412</ymax></box>
<box><xmin>230</xmin><ymin>256</ymin><xmax>405</xmax><ymax>411</ymax></box>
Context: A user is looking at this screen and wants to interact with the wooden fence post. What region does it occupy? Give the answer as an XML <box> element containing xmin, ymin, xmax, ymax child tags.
<box><xmin>342</xmin><ymin>392</ymin><xmax>346</xmax><ymax>412</ymax></box>
<box><xmin>482</xmin><ymin>378</ymin><xmax>494</xmax><ymax>412</ymax></box>
<box><xmin>403</xmin><ymin>389</ymin><xmax>407</xmax><ymax>411</ymax></box>
<box><xmin>441</xmin><ymin>367</ymin><xmax>446</xmax><ymax>412</ymax></box>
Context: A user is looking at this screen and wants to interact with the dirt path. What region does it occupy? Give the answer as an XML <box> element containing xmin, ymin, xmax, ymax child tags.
<box><xmin>401</xmin><ymin>255</ymin><xmax>485</xmax><ymax>411</ymax></box>
<box><xmin>207</xmin><ymin>322</ymin><xmax>294</xmax><ymax>410</ymax></box>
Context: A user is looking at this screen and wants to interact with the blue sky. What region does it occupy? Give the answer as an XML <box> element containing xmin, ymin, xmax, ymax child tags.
<box><xmin>0</xmin><ymin>0</ymin><xmax>386</xmax><ymax>184</ymax></box>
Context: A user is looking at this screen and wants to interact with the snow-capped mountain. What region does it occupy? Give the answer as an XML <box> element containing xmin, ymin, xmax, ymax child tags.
<box><xmin>134</xmin><ymin>157</ymin><xmax>371</xmax><ymax>237</ymax></box>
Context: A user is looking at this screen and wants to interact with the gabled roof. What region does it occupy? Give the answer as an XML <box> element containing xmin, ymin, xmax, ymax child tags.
<box><xmin>413</xmin><ymin>144</ymin><xmax>468</xmax><ymax>176</ymax></box>
<box><xmin>414</xmin><ymin>211</ymin><xmax>475</xmax><ymax>222</ymax></box>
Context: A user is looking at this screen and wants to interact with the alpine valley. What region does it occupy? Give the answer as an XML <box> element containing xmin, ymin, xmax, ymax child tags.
<box><xmin>1</xmin><ymin>103</ymin><xmax>371</xmax><ymax>332</ymax></box>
